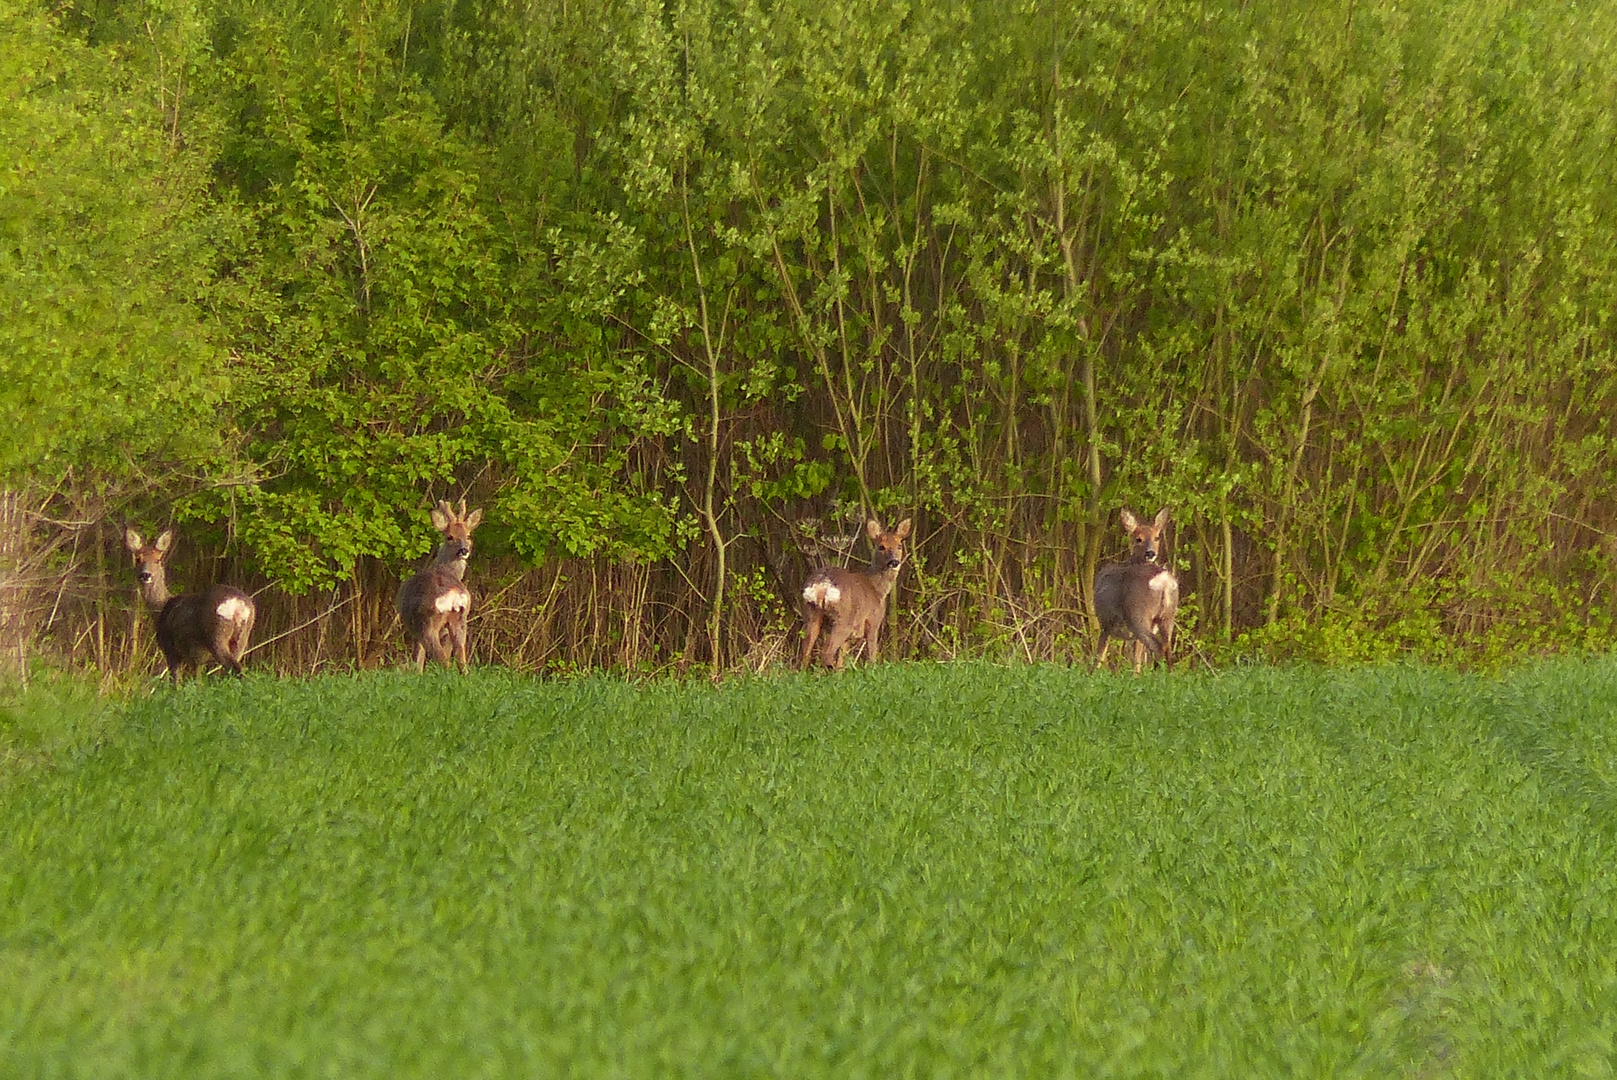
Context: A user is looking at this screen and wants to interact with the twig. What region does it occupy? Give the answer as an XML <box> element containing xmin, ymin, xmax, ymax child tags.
<box><xmin>244</xmin><ymin>594</ymin><xmax>356</xmax><ymax>656</ymax></box>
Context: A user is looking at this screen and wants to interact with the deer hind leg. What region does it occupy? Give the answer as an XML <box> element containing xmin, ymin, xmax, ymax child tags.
<box><xmin>448</xmin><ymin>615</ymin><xmax>470</xmax><ymax>673</ymax></box>
<box><xmin>422</xmin><ymin>615</ymin><xmax>453</xmax><ymax>667</ymax></box>
<box><xmin>213</xmin><ymin>630</ymin><xmax>245</xmax><ymax>676</ymax></box>
<box><xmin>821</xmin><ymin>621</ymin><xmax>857</xmax><ymax>671</ymax></box>
<box><xmin>1158</xmin><ymin>615</ymin><xmax>1176</xmax><ymax>672</ymax></box>
<box><xmin>1125</xmin><ymin>612</ymin><xmax>1164</xmax><ymax>673</ymax></box>
<box><xmin>800</xmin><ymin>608</ymin><xmax>825</xmax><ymax>670</ymax></box>
<box><xmin>1094</xmin><ymin>626</ymin><xmax>1113</xmax><ymax>672</ymax></box>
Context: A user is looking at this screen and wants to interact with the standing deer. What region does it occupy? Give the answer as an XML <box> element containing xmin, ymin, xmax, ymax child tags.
<box><xmin>124</xmin><ymin>528</ymin><xmax>256</xmax><ymax>685</ymax></box>
<box><xmin>395</xmin><ymin>499</ymin><xmax>482</xmax><ymax>671</ymax></box>
<box><xmin>799</xmin><ymin>517</ymin><xmax>912</xmax><ymax>670</ymax></box>
<box><xmin>1093</xmin><ymin>507</ymin><xmax>1180</xmax><ymax>673</ymax></box>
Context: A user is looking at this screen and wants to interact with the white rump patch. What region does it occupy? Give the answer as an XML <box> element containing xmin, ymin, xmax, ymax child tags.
<box><xmin>803</xmin><ymin>581</ymin><xmax>841</xmax><ymax>606</ymax></box>
<box><xmin>216</xmin><ymin>596</ymin><xmax>253</xmax><ymax>623</ymax></box>
<box><xmin>434</xmin><ymin>587</ymin><xmax>471</xmax><ymax>614</ymax></box>
<box><xmin>1149</xmin><ymin>571</ymin><xmax>1175</xmax><ymax>594</ymax></box>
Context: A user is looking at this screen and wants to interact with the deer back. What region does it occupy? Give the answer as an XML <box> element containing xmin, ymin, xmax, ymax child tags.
<box><xmin>395</xmin><ymin>499</ymin><xmax>482</xmax><ymax>631</ymax></box>
<box><xmin>156</xmin><ymin>584</ymin><xmax>256</xmax><ymax>662</ymax></box>
<box><xmin>1094</xmin><ymin>559</ymin><xmax>1178</xmax><ymax>630</ymax></box>
<box><xmin>1095</xmin><ymin>507</ymin><xmax>1179</xmax><ymax>629</ymax></box>
<box><xmin>801</xmin><ymin>518</ymin><xmax>911</xmax><ymax>625</ymax></box>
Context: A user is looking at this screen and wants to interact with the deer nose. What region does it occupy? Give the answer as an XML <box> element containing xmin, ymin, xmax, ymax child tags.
<box><xmin>138</xmin><ymin>571</ymin><xmax>152</xmax><ymax>583</ymax></box>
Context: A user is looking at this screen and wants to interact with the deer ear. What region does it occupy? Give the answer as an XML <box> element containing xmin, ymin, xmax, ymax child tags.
<box><xmin>464</xmin><ymin>508</ymin><xmax>483</xmax><ymax>531</ymax></box>
<box><xmin>865</xmin><ymin>519</ymin><xmax>883</xmax><ymax>541</ymax></box>
<box><xmin>1153</xmin><ymin>507</ymin><xmax>1170</xmax><ymax>531</ymax></box>
<box><xmin>894</xmin><ymin>518</ymin><xmax>912</xmax><ymax>540</ymax></box>
<box><xmin>430</xmin><ymin>507</ymin><xmax>450</xmax><ymax>532</ymax></box>
<box><xmin>154</xmin><ymin>530</ymin><xmax>174</xmax><ymax>553</ymax></box>
<box><xmin>124</xmin><ymin>527</ymin><xmax>144</xmax><ymax>553</ymax></box>
<box><xmin>1120</xmin><ymin>509</ymin><xmax>1139</xmax><ymax>530</ymax></box>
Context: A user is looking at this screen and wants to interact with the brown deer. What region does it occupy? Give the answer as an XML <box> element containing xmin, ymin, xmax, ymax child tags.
<box><xmin>1093</xmin><ymin>507</ymin><xmax>1180</xmax><ymax>673</ymax></box>
<box><xmin>395</xmin><ymin>499</ymin><xmax>482</xmax><ymax>671</ymax></box>
<box><xmin>124</xmin><ymin>528</ymin><xmax>256</xmax><ymax>685</ymax></box>
<box><xmin>799</xmin><ymin>517</ymin><xmax>912</xmax><ymax>670</ymax></box>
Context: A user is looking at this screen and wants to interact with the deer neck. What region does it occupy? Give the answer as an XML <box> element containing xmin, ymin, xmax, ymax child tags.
<box><xmin>864</xmin><ymin>560</ymin><xmax>902</xmax><ymax>599</ymax></box>
<box><xmin>139</xmin><ymin>571</ymin><xmax>171</xmax><ymax>609</ymax></box>
<box><xmin>434</xmin><ymin>543</ymin><xmax>469</xmax><ymax>581</ymax></box>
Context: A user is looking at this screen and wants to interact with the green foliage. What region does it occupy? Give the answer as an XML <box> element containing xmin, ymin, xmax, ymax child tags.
<box><xmin>0</xmin><ymin>0</ymin><xmax>227</xmax><ymax>489</ymax></box>
<box><xmin>205</xmin><ymin>0</ymin><xmax>684</xmax><ymax>590</ymax></box>
<box><xmin>4</xmin><ymin>662</ymin><xmax>1617</xmax><ymax>1071</ymax></box>
<box><xmin>8</xmin><ymin>0</ymin><xmax>1617</xmax><ymax>659</ymax></box>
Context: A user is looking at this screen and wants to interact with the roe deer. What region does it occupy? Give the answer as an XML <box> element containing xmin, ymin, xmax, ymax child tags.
<box><xmin>395</xmin><ymin>499</ymin><xmax>482</xmax><ymax>671</ymax></box>
<box><xmin>124</xmin><ymin>527</ymin><xmax>256</xmax><ymax>685</ymax></box>
<box><xmin>1093</xmin><ymin>507</ymin><xmax>1179</xmax><ymax>673</ymax></box>
<box><xmin>799</xmin><ymin>517</ymin><xmax>912</xmax><ymax>670</ymax></box>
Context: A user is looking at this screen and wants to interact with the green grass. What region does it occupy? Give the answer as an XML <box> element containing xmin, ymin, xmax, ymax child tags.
<box><xmin>2</xmin><ymin>661</ymin><xmax>1616</xmax><ymax>1077</ymax></box>
<box><xmin>0</xmin><ymin>671</ymin><xmax>121</xmax><ymax>783</ymax></box>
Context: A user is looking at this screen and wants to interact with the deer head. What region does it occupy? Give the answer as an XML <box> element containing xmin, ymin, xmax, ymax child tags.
<box><xmin>1119</xmin><ymin>507</ymin><xmax>1169</xmax><ymax>563</ymax></box>
<box><xmin>865</xmin><ymin>517</ymin><xmax>912</xmax><ymax>574</ymax></box>
<box><xmin>429</xmin><ymin>499</ymin><xmax>483</xmax><ymax>572</ymax></box>
<box><xmin>124</xmin><ymin>527</ymin><xmax>174</xmax><ymax>606</ymax></box>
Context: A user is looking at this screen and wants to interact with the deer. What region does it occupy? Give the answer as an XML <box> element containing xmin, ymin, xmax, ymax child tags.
<box><xmin>123</xmin><ymin>527</ymin><xmax>256</xmax><ymax>685</ymax></box>
<box><xmin>799</xmin><ymin>517</ymin><xmax>912</xmax><ymax>671</ymax></box>
<box><xmin>1093</xmin><ymin>507</ymin><xmax>1180</xmax><ymax>673</ymax></box>
<box><xmin>395</xmin><ymin>498</ymin><xmax>482</xmax><ymax>671</ymax></box>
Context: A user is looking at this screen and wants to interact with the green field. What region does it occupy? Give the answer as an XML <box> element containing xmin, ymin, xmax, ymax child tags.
<box><xmin>2</xmin><ymin>661</ymin><xmax>1616</xmax><ymax>1077</ymax></box>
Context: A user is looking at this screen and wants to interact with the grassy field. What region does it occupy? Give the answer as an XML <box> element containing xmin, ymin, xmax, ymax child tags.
<box><xmin>2</xmin><ymin>660</ymin><xmax>1616</xmax><ymax>1077</ymax></box>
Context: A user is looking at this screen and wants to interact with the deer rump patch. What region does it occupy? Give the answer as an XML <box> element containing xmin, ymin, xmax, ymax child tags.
<box><xmin>434</xmin><ymin>587</ymin><xmax>471</xmax><ymax>614</ymax></box>
<box><xmin>215</xmin><ymin>596</ymin><xmax>253</xmax><ymax>623</ymax></box>
<box><xmin>802</xmin><ymin>580</ymin><xmax>842</xmax><ymax>606</ymax></box>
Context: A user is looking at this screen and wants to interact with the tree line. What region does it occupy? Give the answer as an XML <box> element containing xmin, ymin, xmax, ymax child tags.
<box><xmin>3</xmin><ymin>0</ymin><xmax>1616</xmax><ymax>678</ymax></box>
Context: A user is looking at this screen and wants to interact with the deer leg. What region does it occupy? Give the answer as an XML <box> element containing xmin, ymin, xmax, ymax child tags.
<box><xmin>412</xmin><ymin>641</ymin><xmax>427</xmax><ymax>672</ymax></box>
<box><xmin>863</xmin><ymin>618</ymin><xmax>880</xmax><ymax>662</ymax></box>
<box><xmin>800</xmin><ymin>609</ymin><xmax>824</xmax><ymax>670</ymax></box>
<box><xmin>1125</xmin><ymin>612</ymin><xmax>1164</xmax><ymax>672</ymax></box>
<box><xmin>449</xmin><ymin>616</ymin><xmax>469</xmax><ymax>673</ymax></box>
<box><xmin>419</xmin><ymin>615</ymin><xmax>449</xmax><ymax>668</ymax></box>
<box><xmin>214</xmin><ymin>633</ymin><xmax>244</xmax><ymax>676</ymax></box>
<box><xmin>160</xmin><ymin>645</ymin><xmax>183</xmax><ymax>687</ymax></box>
<box><xmin>1093</xmin><ymin>627</ymin><xmax>1112</xmax><ymax>672</ymax></box>
<box><xmin>1159</xmin><ymin>616</ymin><xmax>1176</xmax><ymax>672</ymax></box>
<box><xmin>821</xmin><ymin>622</ymin><xmax>857</xmax><ymax>671</ymax></box>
